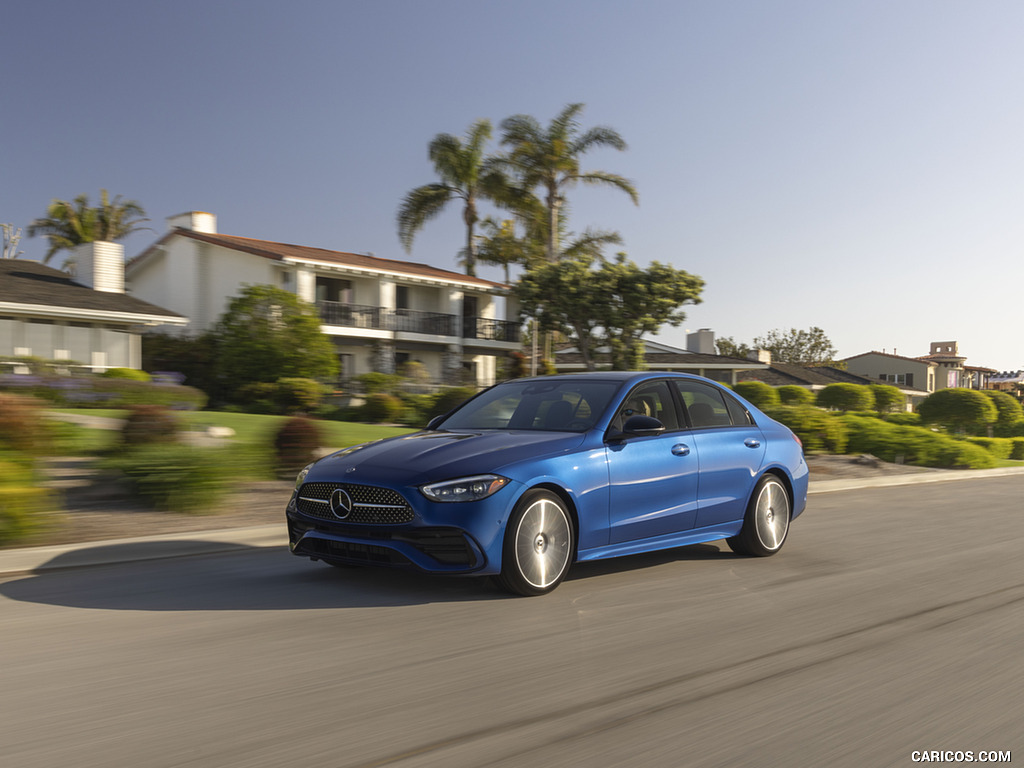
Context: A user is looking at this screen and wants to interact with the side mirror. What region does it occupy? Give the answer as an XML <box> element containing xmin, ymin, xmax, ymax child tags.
<box><xmin>607</xmin><ymin>414</ymin><xmax>666</xmax><ymax>442</ymax></box>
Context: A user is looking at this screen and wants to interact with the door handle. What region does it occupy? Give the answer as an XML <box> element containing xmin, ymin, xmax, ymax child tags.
<box><xmin>744</xmin><ymin>438</ymin><xmax>761</xmax><ymax>448</ymax></box>
<box><xmin>672</xmin><ymin>443</ymin><xmax>690</xmax><ymax>456</ymax></box>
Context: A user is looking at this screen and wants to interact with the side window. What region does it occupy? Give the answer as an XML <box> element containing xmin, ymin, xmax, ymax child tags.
<box><xmin>723</xmin><ymin>390</ymin><xmax>755</xmax><ymax>425</ymax></box>
<box><xmin>612</xmin><ymin>380</ymin><xmax>680</xmax><ymax>431</ymax></box>
<box><xmin>673</xmin><ymin>380</ymin><xmax>733</xmax><ymax>428</ymax></box>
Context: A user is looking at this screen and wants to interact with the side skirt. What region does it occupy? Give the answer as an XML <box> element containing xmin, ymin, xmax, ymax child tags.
<box><xmin>576</xmin><ymin>521</ymin><xmax>744</xmax><ymax>563</ymax></box>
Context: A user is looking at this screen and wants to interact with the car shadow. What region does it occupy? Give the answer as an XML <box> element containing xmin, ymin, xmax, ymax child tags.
<box><xmin>0</xmin><ymin>541</ymin><xmax>742</xmax><ymax>612</ymax></box>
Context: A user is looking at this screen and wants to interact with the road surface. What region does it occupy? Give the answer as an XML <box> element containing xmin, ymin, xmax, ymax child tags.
<box><xmin>2</xmin><ymin>476</ymin><xmax>1021</xmax><ymax>767</ymax></box>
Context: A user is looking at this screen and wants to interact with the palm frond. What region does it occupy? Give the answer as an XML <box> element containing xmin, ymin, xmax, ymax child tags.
<box><xmin>396</xmin><ymin>184</ymin><xmax>456</xmax><ymax>252</ymax></box>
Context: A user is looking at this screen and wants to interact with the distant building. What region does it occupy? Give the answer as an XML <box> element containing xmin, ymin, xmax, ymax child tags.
<box><xmin>842</xmin><ymin>340</ymin><xmax>994</xmax><ymax>394</ymax></box>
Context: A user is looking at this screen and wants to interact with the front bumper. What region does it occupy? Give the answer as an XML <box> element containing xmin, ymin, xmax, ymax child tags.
<box><xmin>285</xmin><ymin>481</ymin><xmax>516</xmax><ymax>575</ymax></box>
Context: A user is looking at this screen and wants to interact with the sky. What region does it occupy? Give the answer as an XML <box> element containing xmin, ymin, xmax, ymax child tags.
<box><xmin>4</xmin><ymin>0</ymin><xmax>1024</xmax><ymax>371</ymax></box>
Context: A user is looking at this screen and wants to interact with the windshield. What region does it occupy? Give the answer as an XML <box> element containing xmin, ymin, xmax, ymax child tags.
<box><xmin>438</xmin><ymin>379</ymin><xmax>622</xmax><ymax>432</ymax></box>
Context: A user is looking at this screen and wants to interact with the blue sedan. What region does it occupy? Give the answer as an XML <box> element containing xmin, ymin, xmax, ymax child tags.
<box><xmin>286</xmin><ymin>372</ymin><xmax>808</xmax><ymax>596</ymax></box>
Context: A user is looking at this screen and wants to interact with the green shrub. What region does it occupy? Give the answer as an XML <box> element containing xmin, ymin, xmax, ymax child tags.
<box><xmin>234</xmin><ymin>381</ymin><xmax>279</xmax><ymax>414</ymax></box>
<box><xmin>918</xmin><ymin>388</ymin><xmax>998</xmax><ymax>434</ymax></box>
<box><xmin>355</xmin><ymin>372</ymin><xmax>404</xmax><ymax>395</ymax></box>
<box><xmin>362</xmin><ymin>393</ymin><xmax>404</xmax><ymax>423</ymax></box>
<box><xmin>840</xmin><ymin>414</ymin><xmax>996</xmax><ymax>469</ymax></box>
<box><xmin>884</xmin><ymin>412</ymin><xmax>922</xmax><ymax>427</ymax></box>
<box><xmin>120</xmin><ymin>405</ymin><xmax>181</xmax><ymax>447</ymax></box>
<box><xmin>983</xmin><ymin>390</ymin><xmax>1024</xmax><ymax>436</ymax></box>
<box><xmin>869</xmin><ymin>383</ymin><xmax>905</xmax><ymax>413</ymax></box>
<box><xmin>777</xmin><ymin>386</ymin><xmax>815</xmax><ymax>406</ymax></box>
<box><xmin>0</xmin><ymin>374</ymin><xmax>207</xmax><ymax>410</ymax></box>
<box><xmin>817</xmin><ymin>383</ymin><xmax>875</xmax><ymax>412</ymax></box>
<box><xmin>275</xmin><ymin>377</ymin><xmax>330</xmax><ymax>414</ymax></box>
<box><xmin>101</xmin><ymin>444</ymin><xmax>232</xmax><ymax>513</ymax></box>
<box><xmin>0</xmin><ymin>393</ymin><xmax>51</xmax><ymax>455</ymax></box>
<box><xmin>273</xmin><ymin>417</ymin><xmax>324</xmax><ymax>475</ymax></box>
<box><xmin>1010</xmin><ymin>438</ymin><xmax>1024</xmax><ymax>461</ymax></box>
<box><xmin>733</xmin><ymin>381</ymin><xmax>780</xmax><ymax>410</ymax></box>
<box><xmin>766</xmin><ymin>405</ymin><xmax>848</xmax><ymax>453</ymax></box>
<box><xmin>0</xmin><ymin>456</ymin><xmax>56</xmax><ymax>545</ymax></box>
<box><xmin>101</xmin><ymin>367</ymin><xmax>152</xmax><ymax>382</ymax></box>
<box><xmin>965</xmin><ymin>437</ymin><xmax>1013</xmax><ymax>460</ymax></box>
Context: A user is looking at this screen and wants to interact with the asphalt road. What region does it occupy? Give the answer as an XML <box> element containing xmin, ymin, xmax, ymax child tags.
<box><xmin>2</xmin><ymin>477</ymin><xmax>1022</xmax><ymax>768</ymax></box>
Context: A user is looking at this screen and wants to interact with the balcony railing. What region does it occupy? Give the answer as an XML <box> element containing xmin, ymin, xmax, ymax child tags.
<box><xmin>463</xmin><ymin>317</ymin><xmax>521</xmax><ymax>343</ymax></box>
<box><xmin>318</xmin><ymin>301</ymin><xmax>455</xmax><ymax>336</ymax></box>
<box><xmin>318</xmin><ymin>301</ymin><xmax>520</xmax><ymax>343</ymax></box>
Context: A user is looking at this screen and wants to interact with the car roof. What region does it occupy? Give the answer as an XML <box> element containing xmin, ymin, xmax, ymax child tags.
<box><xmin>508</xmin><ymin>371</ymin><xmax>715</xmax><ymax>385</ymax></box>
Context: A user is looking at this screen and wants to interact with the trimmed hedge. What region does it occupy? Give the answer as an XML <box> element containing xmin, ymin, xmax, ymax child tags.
<box><xmin>777</xmin><ymin>386</ymin><xmax>815</xmax><ymax>406</ymax></box>
<box><xmin>839</xmin><ymin>414</ymin><xmax>996</xmax><ymax>469</ymax></box>
<box><xmin>965</xmin><ymin>437</ymin><xmax>1013</xmax><ymax>460</ymax></box>
<box><xmin>817</xmin><ymin>383</ymin><xmax>875</xmax><ymax>412</ymax></box>
<box><xmin>766</xmin><ymin>405</ymin><xmax>848</xmax><ymax>453</ymax></box>
<box><xmin>733</xmin><ymin>381</ymin><xmax>780</xmax><ymax>410</ymax></box>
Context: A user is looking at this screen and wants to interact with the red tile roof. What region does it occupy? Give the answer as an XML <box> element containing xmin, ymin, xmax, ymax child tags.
<box><xmin>131</xmin><ymin>229</ymin><xmax>508</xmax><ymax>290</ymax></box>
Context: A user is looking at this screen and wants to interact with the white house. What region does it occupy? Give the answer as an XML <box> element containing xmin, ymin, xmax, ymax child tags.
<box><xmin>125</xmin><ymin>212</ymin><xmax>521</xmax><ymax>388</ymax></box>
<box><xmin>0</xmin><ymin>245</ymin><xmax>187</xmax><ymax>372</ymax></box>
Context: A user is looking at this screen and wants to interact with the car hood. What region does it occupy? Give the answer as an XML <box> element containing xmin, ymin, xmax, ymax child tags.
<box><xmin>307</xmin><ymin>430</ymin><xmax>587</xmax><ymax>487</ymax></box>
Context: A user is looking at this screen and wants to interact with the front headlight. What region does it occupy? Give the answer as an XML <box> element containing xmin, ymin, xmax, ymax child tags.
<box><xmin>294</xmin><ymin>462</ymin><xmax>315</xmax><ymax>488</ymax></box>
<box><xmin>420</xmin><ymin>474</ymin><xmax>510</xmax><ymax>503</ymax></box>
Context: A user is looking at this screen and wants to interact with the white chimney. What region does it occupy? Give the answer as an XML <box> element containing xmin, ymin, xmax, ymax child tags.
<box><xmin>166</xmin><ymin>211</ymin><xmax>217</xmax><ymax>234</ymax></box>
<box><xmin>72</xmin><ymin>241</ymin><xmax>124</xmax><ymax>293</ymax></box>
<box><xmin>686</xmin><ymin>328</ymin><xmax>716</xmax><ymax>354</ymax></box>
<box><xmin>748</xmin><ymin>349</ymin><xmax>772</xmax><ymax>364</ymax></box>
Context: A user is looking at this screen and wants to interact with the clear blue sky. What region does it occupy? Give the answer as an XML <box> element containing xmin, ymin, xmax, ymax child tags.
<box><xmin>4</xmin><ymin>0</ymin><xmax>1023</xmax><ymax>370</ymax></box>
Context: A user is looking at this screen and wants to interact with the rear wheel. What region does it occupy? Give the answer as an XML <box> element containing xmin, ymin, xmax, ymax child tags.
<box><xmin>498</xmin><ymin>489</ymin><xmax>574</xmax><ymax>596</ymax></box>
<box><xmin>727</xmin><ymin>474</ymin><xmax>790</xmax><ymax>556</ymax></box>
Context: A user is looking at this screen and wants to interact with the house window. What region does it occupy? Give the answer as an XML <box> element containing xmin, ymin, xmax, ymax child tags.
<box><xmin>881</xmin><ymin>373</ymin><xmax>914</xmax><ymax>387</ymax></box>
<box><xmin>396</xmin><ymin>286</ymin><xmax>410</xmax><ymax>310</ymax></box>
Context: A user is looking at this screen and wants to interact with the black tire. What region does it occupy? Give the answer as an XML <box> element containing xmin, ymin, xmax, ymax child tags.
<box><xmin>498</xmin><ymin>489</ymin><xmax>575</xmax><ymax>596</ymax></box>
<box><xmin>726</xmin><ymin>474</ymin><xmax>791</xmax><ymax>557</ymax></box>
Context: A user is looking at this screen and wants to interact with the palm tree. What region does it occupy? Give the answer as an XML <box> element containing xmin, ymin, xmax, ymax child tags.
<box><xmin>498</xmin><ymin>103</ymin><xmax>638</xmax><ymax>263</ymax></box>
<box><xmin>28</xmin><ymin>189</ymin><xmax>149</xmax><ymax>265</ymax></box>
<box><xmin>397</xmin><ymin>119</ymin><xmax>499</xmax><ymax>277</ymax></box>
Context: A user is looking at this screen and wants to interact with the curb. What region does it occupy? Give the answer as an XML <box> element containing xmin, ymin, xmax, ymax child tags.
<box><xmin>4</xmin><ymin>467</ymin><xmax>1024</xmax><ymax>578</ymax></box>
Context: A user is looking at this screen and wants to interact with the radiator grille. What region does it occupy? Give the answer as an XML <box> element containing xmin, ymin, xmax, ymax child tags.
<box><xmin>296</xmin><ymin>482</ymin><xmax>414</xmax><ymax>524</ymax></box>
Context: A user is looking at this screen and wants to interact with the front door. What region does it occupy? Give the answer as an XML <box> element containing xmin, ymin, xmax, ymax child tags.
<box><xmin>606</xmin><ymin>380</ymin><xmax>699</xmax><ymax>543</ymax></box>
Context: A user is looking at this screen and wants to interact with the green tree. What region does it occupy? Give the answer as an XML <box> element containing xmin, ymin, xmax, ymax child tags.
<box><xmin>816</xmin><ymin>383</ymin><xmax>875</xmax><ymax>412</ymax></box>
<box><xmin>516</xmin><ymin>253</ymin><xmax>702</xmax><ymax>370</ymax></box>
<box><xmin>27</xmin><ymin>189</ymin><xmax>149</xmax><ymax>265</ymax></box>
<box><xmin>397</xmin><ymin>119</ymin><xmax>497</xmax><ymax>277</ymax></box>
<box><xmin>715</xmin><ymin>336</ymin><xmax>753</xmax><ymax>359</ymax></box>
<box><xmin>918</xmin><ymin>388</ymin><xmax>998</xmax><ymax>434</ymax></box>
<box><xmin>596</xmin><ymin>254</ymin><xmax>703</xmax><ymax>370</ymax></box>
<box><xmin>211</xmin><ymin>285</ymin><xmax>339</xmax><ymax>402</ymax></box>
<box><xmin>752</xmin><ymin>327</ymin><xmax>838</xmax><ymax>365</ymax></box>
<box><xmin>499</xmin><ymin>103</ymin><xmax>638</xmax><ymax>263</ymax></box>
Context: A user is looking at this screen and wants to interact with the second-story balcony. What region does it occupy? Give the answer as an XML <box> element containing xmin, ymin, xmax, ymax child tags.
<box><xmin>319</xmin><ymin>301</ymin><xmax>455</xmax><ymax>336</ymax></box>
<box><xmin>318</xmin><ymin>301</ymin><xmax>521</xmax><ymax>343</ymax></box>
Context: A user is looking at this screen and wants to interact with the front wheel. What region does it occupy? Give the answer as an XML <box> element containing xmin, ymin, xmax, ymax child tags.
<box><xmin>726</xmin><ymin>475</ymin><xmax>790</xmax><ymax>557</ymax></box>
<box><xmin>498</xmin><ymin>489</ymin><xmax>575</xmax><ymax>596</ymax></box>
